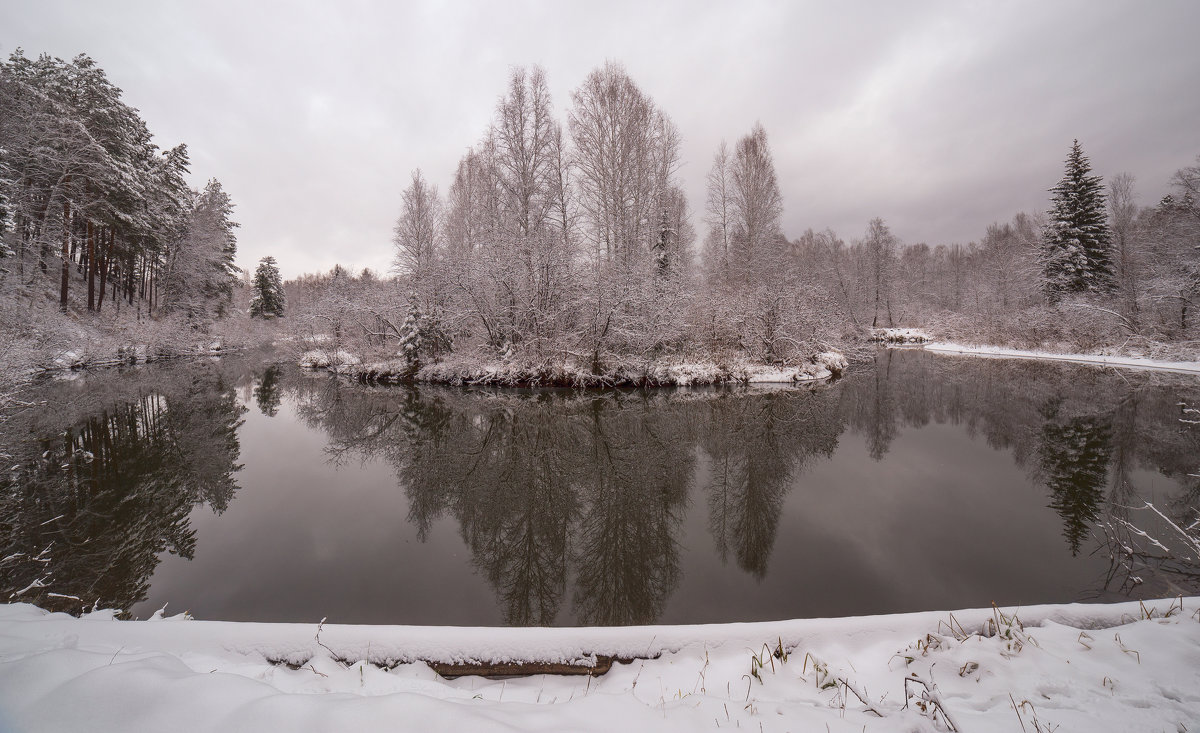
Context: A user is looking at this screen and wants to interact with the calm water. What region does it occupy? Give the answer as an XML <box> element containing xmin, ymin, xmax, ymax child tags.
<box><xmin>2</xmin><ymin>349</ymin><xmax>1197</xmax><ymax>626</ymax></box>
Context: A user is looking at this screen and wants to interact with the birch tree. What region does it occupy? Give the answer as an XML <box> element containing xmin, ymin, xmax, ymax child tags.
<box><xmin>392</xmin><ymin>168</ymin><xmax>442</xmax><ymax>285</ymax></box>
<box><xmin>703</xmin><ymin>141</ymin><xmax>733</xmax><ymax>274</ymax></box>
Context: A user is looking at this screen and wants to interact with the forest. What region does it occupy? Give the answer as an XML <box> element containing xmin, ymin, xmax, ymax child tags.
<box><xmin>0</xmin><ymin>50</ymin><xmax>243</xmax><ymax>379</ymax></box>
<box><xmin>3</xmin><ymin>54</ymin><xmax>1199</xmax><ymax>384</ymax></box>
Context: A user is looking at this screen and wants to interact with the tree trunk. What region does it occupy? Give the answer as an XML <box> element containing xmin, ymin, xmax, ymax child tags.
<box><xmin>59</xmin><ymin>199</ymin><xmax>70</xmax><ymax>310</ymax></box>
<box><xmin>87</xmin><ymin>218</ymin><xmax>96</xmax><ymax>311</ymax></box>
<box><xmin>97</xmin><ymin>228</ymin><xmax>113</xmax><ymax>312</ymax></box>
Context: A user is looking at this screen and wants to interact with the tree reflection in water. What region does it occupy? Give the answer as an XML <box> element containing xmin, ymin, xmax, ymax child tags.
<box><xmin>700</xmin><ymin>389</ymin><xmax>841</xmax><ymax>578</ymax></box>
<box><xmin>290</xmin><ymin>351</ymin><xmax>1199</xmax><ymax>622</ymax></box>
<box><xmin>2</xmin><ymin>349</ymin><xmax>1197</xmax><ymax>623</ymax></box>
<box><xmin>0</xmin><ymin>361</ymin><xmax>246</xmax><ymax>614</ymax></box>
<box><xmin>1038</xmin><ymin>400</ymin><xmax>1113</xmax><ymax>555</ymax></box>
<box><xmin>253</xmin><ymin>364</ymin><xmax>283</xmax><ymax>417</ymax></box>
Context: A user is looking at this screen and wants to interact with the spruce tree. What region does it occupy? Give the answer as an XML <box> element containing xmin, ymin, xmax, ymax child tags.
<box><xmin>1042</xmin><ymin>140</ymin><xmax>1114</xmax><ymax>299</ymax></box>
<box><xmin>249</xmin><ymin>255</ymin><xmax>285</xmax><ymax>318</ymax></box>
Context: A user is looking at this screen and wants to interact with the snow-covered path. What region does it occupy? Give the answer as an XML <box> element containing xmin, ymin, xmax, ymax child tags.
<box><xmin>1</xmin><ymin>598</ymin><xmax>1197</xmax><ymax>732</ymax></box>
<box><xmin>925</xmin><ymin>342</ymin><xmax>1200</xmax><ymax>375</ymax></box>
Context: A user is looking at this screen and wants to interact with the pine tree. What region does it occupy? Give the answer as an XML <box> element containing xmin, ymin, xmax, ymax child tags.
<box><xmin>249</xmin><ymin>255</ymin><xmax>285</xmax><ymax>318</ymax></box>
<box><xmin>396</xmin><ymin>295</ymin><xmax>424</xmax><ymax>378</ymax></box>
<box><xmin>1042</xmin><ymin>140</ymin><xmax>1114</xmax><ymax>299</ymax></box>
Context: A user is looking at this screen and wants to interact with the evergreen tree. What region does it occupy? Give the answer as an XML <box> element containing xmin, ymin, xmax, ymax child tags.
<box><xmin>160</xmin><ymin>178</ymin><xmax>239</xmax><ymax>321</ymax></box>
<box><xmin>1042</xmin><ymin>140</ymin><xmax>1114</xmax><ymax>298</ymax></box>
<box><xmin>396</xmin><ymin>302</ymin><xmax>423</xmax><ymax>377</ymax></box>
<box><xmin>395</xmin><ymin>293</ymin><xmax>451</xmax><ymax>378</ymax></box>
<box><xmin>249</xmin><ymin>255</ymin><xmax>285</xmax><ymax>318</ymax></box>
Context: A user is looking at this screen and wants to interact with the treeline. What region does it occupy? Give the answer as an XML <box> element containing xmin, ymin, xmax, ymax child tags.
<box><xmin>289</xmin><ymin>64</ymin><xmax>1199</xmax><ymax>372</ymax></box>
<box><xmin>0</xmin><ymin>50</ymin><xmax>239</xmax><ymax>324</ymax></box>
<box><xmin>857</xmin><ymin>143</ymin><xmax>1200</xmax><ymax>347</ymax></box>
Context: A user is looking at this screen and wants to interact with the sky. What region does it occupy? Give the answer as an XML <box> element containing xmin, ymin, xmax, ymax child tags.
<box><xmin>2</xmin><ymin>0</ymin><xmax>1198</xmax><ymax>279</ymax></box>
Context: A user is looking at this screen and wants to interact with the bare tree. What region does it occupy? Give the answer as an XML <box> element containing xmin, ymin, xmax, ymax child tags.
<box><xmin>863</xmin><ymin>217</ymin><xmax>898</xmax><ymax>328</ymax></box>
<box><xmin>496</xmin><ymin>66</ymin><xmax>557</xmax><ymax>239</ymax></box>
<box><xmin>729</xmin><ymin>122</ymin><xmax>784</xmax><ymax>284</ymax></box>
<box><xmin>392</xmin><ymin>168</ymin><xmax>442</xmax><ymax>284</ymax></box>
<box><xmin>568</xmin><ymin>62</ymin><xmax>659</xmax><ymax>264</ymax></box>
<box><xmin>703</xmin><ymin>141</ymin><xmax>733</xmax><ymax>274</ymax></box>
<box><xmin>1109</xmin><ymin>172</ymin><xmax>1140</xmax><ymax>329</ymax></box>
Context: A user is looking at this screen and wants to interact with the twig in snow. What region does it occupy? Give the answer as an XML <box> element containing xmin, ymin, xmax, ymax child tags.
<box><xmin>903</xmin><ymin>671</ymin><xmax>958</xmax><ymax>732</ymax></box>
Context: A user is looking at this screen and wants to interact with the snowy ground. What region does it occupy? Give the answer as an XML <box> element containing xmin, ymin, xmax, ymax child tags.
<box><xmin>925</xmin><ymin>342</ymin><xmax>1200</xmax><ymax>375</ymax></box>
<box><xmin>1</xmin><ymin>598</ymin><xmax>1197</xmax><ymax>732</ymax></box>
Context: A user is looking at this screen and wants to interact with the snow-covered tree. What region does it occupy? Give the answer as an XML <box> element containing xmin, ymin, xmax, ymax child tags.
<box><xmin>1140</xmin><ymin>158</ymin><xmax>1200</xmax><ymax>337</ymax></box>
<box><xmin>1042</xmin><ymin>140</ymin><xmax>1114</xmax><ymax>299</ymax></box>
<box><xmin>702</xmin><ymin>141</ymin><xmax>733</xmax><ymax>274</ymax></box>
<box><xmin>396</xmin><ymin>300</ymin><xmax>423</xmax><ymax>377</ymax></box>
<box><xmin>249</xmin><ymin>255</ymin><xmax>285</xmax><ymax>319</ymax></box>
<box><xmin>729</xmin><ymin>122</ymin><xmax>785</xmax><ymax>284</ymax></box>
<box><xmin>863</xmin><ymin>217</ymin><xmax>898</xmax><ymax>328</ymax></box>
<box><xmin>392</xmin><ymin>168</ymin><xmax>441</xmax><ymax>282</ymax></box>
<box><xmin>1108</xmin><ymin>172</ymin><xmax>1140</xmax><ymax>328</ymax></box>
<box><xmin>159</xmin><ymin>178</ymin><xmax>240</xmax><ymax>322</ymax></box>
<box><xmin>395</xmin><ymin>293</ymin><xmax>450</xmax><ymax>377</ymax></box>
<box><xmin>568</xmin><ymin>62</ymin><xmax>679</xmax><ymax>265</ymax></box>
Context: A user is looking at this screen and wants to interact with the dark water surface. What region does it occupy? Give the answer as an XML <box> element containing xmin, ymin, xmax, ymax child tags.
<box><xmin>2</xmin><ymin>349</ymin><xmax>1197</xmax><ymax>626</ymax></box>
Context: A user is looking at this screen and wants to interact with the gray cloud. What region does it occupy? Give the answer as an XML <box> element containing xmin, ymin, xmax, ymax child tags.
<box><xmin>3</xmin><ymin>0</ymin><xmax>1197</xmax><ymax>278</ymax></box>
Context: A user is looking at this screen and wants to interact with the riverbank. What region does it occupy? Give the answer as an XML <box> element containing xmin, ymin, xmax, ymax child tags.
<box><xmin>869</xmin><ymin>328</ymin><xmax>1200</xmax><ymax>376</ymax></box>
<box><xmin>0</xmin><ymin>597</ymin><xmax>1196</xmax><ymax>731</ymax></box>
<box><xmin>0</xmin><ymin>308</ymin><xmax>283</xmax><ymax>392</ymax></box>
<box><xmin>924</xmin><ymin>341</ymin><xmax>1200</xmax><ymax>375</ymax></box>
<box><xmin>297</xmin><ymin>349</ymin><xmax>850</xmax><ymax>387</ymax></box>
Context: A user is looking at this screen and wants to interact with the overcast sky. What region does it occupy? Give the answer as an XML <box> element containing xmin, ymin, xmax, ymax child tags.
<box><xmin>3</xmin><ymin>0</ymin><xmax>1198</xmax><ymax>279</ymax></box>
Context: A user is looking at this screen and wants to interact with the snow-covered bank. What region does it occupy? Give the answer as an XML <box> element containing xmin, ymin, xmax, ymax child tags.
<box><xmin>1</xmin><ymin>598</ymin><xmax>1197</xmax><ymax>732</ymax></box>
<box><xmin>0</xmin><ymin>310</ymin><xmax>284</xmax><ymax>387</ymax></box>
<box><xmin>925</xmin><ymin>341</ymin><xmax>1200</xmax><ymax>375</ymax></box>
<box><xmin>298</xmin><ymin>350</ymin><xmax>850</xmax><ymax>387</ymax></box>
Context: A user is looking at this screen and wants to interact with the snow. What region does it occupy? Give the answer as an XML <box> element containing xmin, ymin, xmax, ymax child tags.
<box><xmin>871</xmin><ymin>328</ymin><xmax>929</xmax><ymax>344</ymax></box>
<box><xmin>50</xmin><ymin>350</ymin><xmax>83</xmax><ymax>369</ymax></box>
<box><xmin>740</xmin><ymin>352</ymin><xmax>848</xmax><ymax>383</ymax></box>
<box><xmin>298</xmin><ymin>349</ymin><xmax>362</xmax><ymax>371</ymax></box>
<box><xmin>925</xmin><ymin>342</ymin><xmax>1200</xmax><ymax>375</ymax></box>
<box><xmin>1</xmin><ymin>598</ymin><xmax>1197</xmax><ymax>731</ymax></box>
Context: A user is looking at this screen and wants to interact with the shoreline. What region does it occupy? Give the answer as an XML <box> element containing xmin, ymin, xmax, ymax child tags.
<box><xmin>1</xmin><ymin>596</ymin><xmax>1189</xmax><ymax>668</ymax></box>
<box><xmin>1</xmin><ymin>597</ymin><xmax>1196</xmax><ymax>731</ymax></box>
<box><xmin>923</xmin><ymin>341</ymin><xmax>1200</xmax><ymax>375</ymax></box>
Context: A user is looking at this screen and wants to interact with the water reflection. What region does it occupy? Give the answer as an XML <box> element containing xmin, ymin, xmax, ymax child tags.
<box><xmin>1</xmin><ymin>349</ymin><xmax>1197</xmax><ymax>625</ymax></box>
<box><xmin>700</xmin><ymin>390</ymin><xmax>842</xmax><ymax>578</ymax></box>
<box><xmin>0</xmin><ymin>362</ymin><xmax>245</xmax><ymax>614</ymax></box>
<box><xmin>253</xmin><ymin>364</ymin><xmax>283</xmax><ymax>417</ymax></box>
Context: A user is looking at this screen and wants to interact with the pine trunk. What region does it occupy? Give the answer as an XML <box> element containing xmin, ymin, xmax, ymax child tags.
<box><xmin>87</xmin><ymin>218</ymin><xmax>96</xmax><ymax>311</ymax></box>
<box><xmin>59</xmin><ymin>200</ymin><xmax>70</xmax><ymax>310</ymax></box>
<box><xmin>97</xmin><ymin>228</ymin><xmax>113</xmax><ymax>312</ymax></box>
